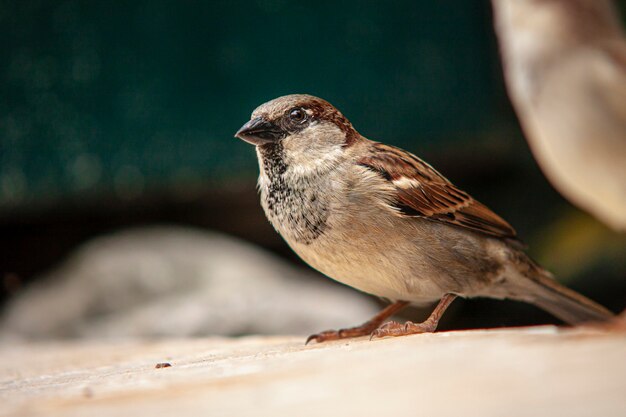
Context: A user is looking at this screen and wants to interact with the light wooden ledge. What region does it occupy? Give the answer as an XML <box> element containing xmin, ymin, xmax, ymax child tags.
<box><xmin>1</xmin><ymin>326</ymin><xmax>625</xmax><ymax>417</ymax></box>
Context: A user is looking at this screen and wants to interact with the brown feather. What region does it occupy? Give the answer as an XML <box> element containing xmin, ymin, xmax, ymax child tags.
<box><xmin>358</xmin><ymin>142</ymin><xmax>518</xmax><ymax>240</ymax></box>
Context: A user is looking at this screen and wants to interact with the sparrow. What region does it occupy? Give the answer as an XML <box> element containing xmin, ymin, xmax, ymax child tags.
<box><xmin>235</xmin><ymin>94</ymin><xmax>613</xmax><ymax>343</ymax></box>
<box><xmin>492</xmin><ymin>0</ymin><xmax>626</xmax><ymax>231</ymax></box>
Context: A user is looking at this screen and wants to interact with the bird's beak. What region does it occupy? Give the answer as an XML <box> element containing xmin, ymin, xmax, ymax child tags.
<box><xmin>234</xmin><ymin>117</ymin><xmax>285</xmax><ymax>146</ymax></box>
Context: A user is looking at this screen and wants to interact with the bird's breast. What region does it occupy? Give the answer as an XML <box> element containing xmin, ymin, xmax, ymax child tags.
<box><xmin>260</xmin><ymin>178</ymin><xmax>331</xmax><ymax>245</ymax></box>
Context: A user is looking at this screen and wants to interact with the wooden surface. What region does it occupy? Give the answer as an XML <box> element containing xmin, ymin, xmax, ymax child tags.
<box><xmin>1</xmin><ymin>326</ymin><xmax>625</xmax><ymax>417</ymax></box>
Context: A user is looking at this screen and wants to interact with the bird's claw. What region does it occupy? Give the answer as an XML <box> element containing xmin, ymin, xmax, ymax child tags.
<box><xmin>305</xmin><ymin>330</ymin><xmax>342</xmax><ymax>345</ymax></box>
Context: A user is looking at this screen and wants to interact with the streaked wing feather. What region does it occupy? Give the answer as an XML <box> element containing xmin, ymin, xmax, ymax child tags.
<box><xmin>359</xmin><ymin>143</ymin><xmax>517</xmax><ymax>240</ymax></box>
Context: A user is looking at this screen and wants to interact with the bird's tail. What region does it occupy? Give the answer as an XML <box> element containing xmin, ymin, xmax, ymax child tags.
<box><xmin>508</xmin><ymin>254</ymin><xmax>613</xmax><ymax>324</ymax></box>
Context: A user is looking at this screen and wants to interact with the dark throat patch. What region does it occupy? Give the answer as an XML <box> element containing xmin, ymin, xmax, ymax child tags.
<box><xmin>258</xmin><ymin>142</ymin><xmax>329</xmax><ymax>244</ymax></box>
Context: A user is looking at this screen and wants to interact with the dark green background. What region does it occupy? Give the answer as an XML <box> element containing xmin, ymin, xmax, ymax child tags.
<box><xmin>1</xmin><ymin>0</ymin><xmax>505</xmax><ymax>208</ymax></box>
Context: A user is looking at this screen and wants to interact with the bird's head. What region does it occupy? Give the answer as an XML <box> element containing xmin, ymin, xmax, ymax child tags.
<box><xmin>235</xmin><ymin>95</ymin><xmax>360</xmax><ymax>164</ymax></box>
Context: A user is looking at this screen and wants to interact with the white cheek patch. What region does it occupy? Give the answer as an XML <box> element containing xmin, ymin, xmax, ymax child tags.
<box><xmin>393</xmin><ymin>177</ymin><xmax>421</xmax><ymax>189</ymax></box>
<box><xmin>288</xmin><ymin>145</ymin><xmax>344</xmax><ymax>179</ymax></box>
<box><xmin>282</xmin><ymin>123</ymin><xmax>347</xmax><ymax>178</ymax></box>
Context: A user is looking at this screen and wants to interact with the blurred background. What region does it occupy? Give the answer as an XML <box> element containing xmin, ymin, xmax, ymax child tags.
<box><xmin>1</xmin><ymin>0</ymin><xmax>625</xmax><ymax>340</ymax></box>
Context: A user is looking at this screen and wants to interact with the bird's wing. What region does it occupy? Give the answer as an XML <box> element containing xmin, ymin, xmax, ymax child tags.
<box><xmin>358</xmin><ymin>142</ymin><xmax>518</xmax><ymax>240</ymax></box>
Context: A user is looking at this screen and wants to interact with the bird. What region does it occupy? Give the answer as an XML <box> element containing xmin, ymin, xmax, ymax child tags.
<box><xmin>492</xmin><ymin>0</ymin><xmax>626</xmax><ymax>231</ymax></box>
<box><xmin>234</xmin><ymin>94</ymin><xmax>613</xmax><ymax>343</ymax></box>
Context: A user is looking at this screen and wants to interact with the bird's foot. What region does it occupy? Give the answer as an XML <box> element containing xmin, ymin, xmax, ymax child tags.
<box><xmin>305</xmin><ymin>300</ymin><xmax>410</xmax><ymax>344</ymax></box>
<box><xmin>370</xmin><ymin>319</ymin><xmax>438</xmax><ymax>339</ymax></box>
<box><xmin>370</xmin><ymin>294</ymin><xmax>457</xmax><ymax>339</ymax></box>
<box><xmin>306</xmin><ymin>325</ymin><xmax>378</xmax><ymax>345</ymax></box>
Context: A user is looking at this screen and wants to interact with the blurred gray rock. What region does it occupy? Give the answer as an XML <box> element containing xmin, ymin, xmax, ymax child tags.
<box><xmin>0</xmin><ymin>227</ymin><xmax>377</xmax><ymax>341</ymax></box>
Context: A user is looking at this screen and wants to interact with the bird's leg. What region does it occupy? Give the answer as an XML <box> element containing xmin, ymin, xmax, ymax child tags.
<box><xmin>306</xmin><ymin>301</ymin><xmax>409</xmax><ymax>344</ymax></box>
<box><xmin>371</xmin><ymin>294</ymin><xmax>457</xmax><ymax>339</ymax></box>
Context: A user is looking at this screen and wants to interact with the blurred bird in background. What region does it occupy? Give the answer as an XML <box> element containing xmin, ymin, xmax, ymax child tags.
<box><xmin>492</xmin><ymin>0</ymin><xmax>626</xmax><ymax>232</ymax></box>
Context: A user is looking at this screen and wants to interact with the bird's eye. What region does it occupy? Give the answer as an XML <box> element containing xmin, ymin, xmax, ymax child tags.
<box><xmin>288</xmin><ymin>108</ymin><xmax>307</xmax><ymax>123</ymax></box>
